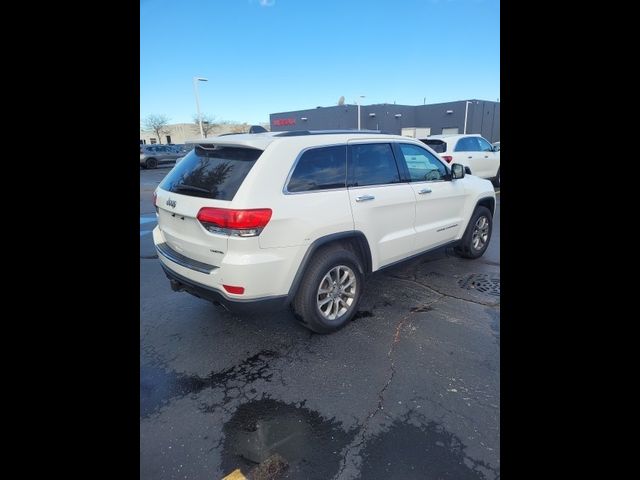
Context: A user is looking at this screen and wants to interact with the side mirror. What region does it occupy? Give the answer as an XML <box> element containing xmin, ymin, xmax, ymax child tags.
<box><xmin>451</xmin><ymin>163</ymin><xmax>465</xmax><ymax>179</ymax></box>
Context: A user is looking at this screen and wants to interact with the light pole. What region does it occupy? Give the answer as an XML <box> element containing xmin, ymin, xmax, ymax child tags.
<box><xmin>463</xmin><ymin>100</ymin><xmax>473</xmax><ymax>134</ymax></box>
<box><xmin>356</xmin><ymin>95</ymin><xmax>365</xmax><ymax>130</ymax></box>
<box><xmin>193</xmin><ymin>77</ymin><xmax>208</xmax><ymax>138</ymax></box>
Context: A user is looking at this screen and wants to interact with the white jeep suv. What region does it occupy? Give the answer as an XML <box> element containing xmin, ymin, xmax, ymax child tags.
<box><xmin>153</xmin><ymin>130</ymin><xmax>495</xmax><ymax>333</ymax></box>
<box><xmin>422</xmin><ymin>134</ymin><xmax>500</xmax><ymax>187</ymax></box>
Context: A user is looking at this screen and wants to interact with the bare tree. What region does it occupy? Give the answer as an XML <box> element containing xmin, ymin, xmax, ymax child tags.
<box><xmin>143</xmin><ymin>114</ymin><xmax>171</xmax><ymax>144</ymax></box>
<box><xmin>229</xmin><ymin>122</ymin><xmax>250</xmax><ymax>133</ymax></box>
<box><xmin>217</xmin><ymin>120</ymin><xmax>250</xmax><ymax>133</ymax></box>
<box><xmin>192</xmin><ymin>114</ymin><xmax>219</xmax><ymax>138</ymax></box>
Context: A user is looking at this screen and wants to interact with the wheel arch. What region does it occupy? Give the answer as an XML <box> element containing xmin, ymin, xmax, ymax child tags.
<box><xmin>456</xmin><ymin>195</ymin><xmax>496</xmax><ymax>242</ymax></box>
<box><xmin>476</xmin><ymin>196</ymin><xmax>495</xmax><ymax>216</ymax></box>
<box><xmin>286</xmin><ymin>231</ymin><xmax>372</xmax><ymax>302</ymax></box>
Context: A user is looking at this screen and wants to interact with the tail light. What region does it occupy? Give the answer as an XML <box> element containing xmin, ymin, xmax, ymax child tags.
<box><xmin>153</xmin><ymin>192</ymin><xmax>157</xmax><ymax>206</ymax></box>
<box><xmin>442</xmin><ymin>155</ymin><xmax>453</xmax><ymax>163</ymax></box>
<box><xmin>197</xmin><ymin>207</ymin><xmax>272</xmax><ymax>237</ymax></box>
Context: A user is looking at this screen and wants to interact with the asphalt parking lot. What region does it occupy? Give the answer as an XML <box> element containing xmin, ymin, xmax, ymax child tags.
<box><xmin>140</xmin><ymin>165</ymin><xmax>500</xmax><ymax>480</ymax></box>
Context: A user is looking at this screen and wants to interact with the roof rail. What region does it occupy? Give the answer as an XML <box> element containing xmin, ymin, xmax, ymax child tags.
<box><xmin>274</xmin><ymin>129</ymin><xmax>382</xmax><ymax>137</ymax></box>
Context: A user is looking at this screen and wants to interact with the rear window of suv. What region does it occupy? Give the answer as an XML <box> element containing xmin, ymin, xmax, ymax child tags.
<box><xmin>159</xmin><ymin>145</ymin><xmax>262</xmax><ymax>201</ymax></box>
<box><xmin>422</xmin><ymin>139</ymin><xmax>446</xmax><ymax>153</ymax></box>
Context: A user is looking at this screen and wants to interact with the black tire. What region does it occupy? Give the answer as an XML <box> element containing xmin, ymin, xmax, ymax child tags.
<box><xmin>292</xmin><ymin>245</ymin><xmax>364</xmax><ymax>334</ymax></box>
<box><xmin>454</xmin><ymin>206</ymin><xmax>493</xmax><ymax>259</ymax></box>
<box><xmin>492</xmin><ymin>167</ymin><xmax>500</xmax><ymax>187</ymax></box>
<box><xmin>145</xmin><ymin>157</ymin><xmax>158</xmax><ymax>169</ymax></box>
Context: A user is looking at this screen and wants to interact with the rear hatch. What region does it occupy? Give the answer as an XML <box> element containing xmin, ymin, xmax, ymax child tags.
<box><xmin>155</xmin><ymin>144</ymin><xmax>263</xmax><ymax>267</ymax></box>
<box><xmin>421</xmin><ymin>139</ymin><xmax>452</xmax><ymax>163</ymax></box>
<box><xmin>421</xmin><ymin>139</ymin><xmax>447</xmax><ymax>153</ymax></box>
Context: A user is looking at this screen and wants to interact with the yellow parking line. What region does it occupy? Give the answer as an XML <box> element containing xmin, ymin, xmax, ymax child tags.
<box><xmin>221</xmin><ymin>469</ymin><xmax>247</xmax><ymax>480</ymax></box>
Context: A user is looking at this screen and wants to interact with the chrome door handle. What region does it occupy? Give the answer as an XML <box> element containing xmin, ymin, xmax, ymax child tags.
<box><xmin>467</xmin><ymin>156</ymin><xmax>473</xmax><ymax>159</ymax></box>
<box><xmin>418</xmin><ymin>188</ymin><xmax>432</xmax><ymax>194</ymax></box>
<box><xmin>355</xmin><ymin>194</ymin><xmax>375</xmax><ymax>202</ymax></box>
<box><xmin>484</xmin><ymin>155</ymin><xmax>489</xmax><ymax>158</ymax></box>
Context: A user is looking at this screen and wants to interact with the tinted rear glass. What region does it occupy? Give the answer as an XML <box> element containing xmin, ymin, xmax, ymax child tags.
<box><xmin>159</xmin><ymin>145</ymin><xmax>262</xmax><ymax>200</ymax></box>
<box><xmin>422</xmin><ymin>140</ymin><xmax>446</xmax><ymax>153</ymax></box>
<box><xmin>287</xmin><ymin>145</ymin><xmax>346</xmax><ymax>192</ymax></box>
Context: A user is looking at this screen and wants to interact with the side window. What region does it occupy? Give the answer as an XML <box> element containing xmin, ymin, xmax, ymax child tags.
<box><xmin>349</xmin><ymin>143</ymin><xmax>400</xmax><ymax>187</ymax></box>
<box><xmin>454</xmin><ymin>138</ymin><xmax>472</xmax><ymax>152</ymax></box>
<box><xmin>287</xmin><ymin>145</ymin><xmax>346</xmax><ymax>192</ymax></box>
<box><xmin>477</xmin><ymin>137</ymin><xmax>493</xmax><ymax>152</ymax></box>
<box><xmin>398</xmin><ymin>144</ymin><xmax>447</xmax><ymax>182</ymax></box>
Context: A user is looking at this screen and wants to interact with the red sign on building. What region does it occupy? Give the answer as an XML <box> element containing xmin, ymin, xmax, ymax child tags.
<box><xmin>273</xmin><ymin>118</ymin><xmax>296</xmax><ymax>126</ymax></box>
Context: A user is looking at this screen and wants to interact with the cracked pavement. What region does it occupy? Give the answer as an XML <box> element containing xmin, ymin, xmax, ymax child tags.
<box><xmin>140</xmin><ymin>166</ymin><xmax>500</xmax><ymax>479</ymax></box>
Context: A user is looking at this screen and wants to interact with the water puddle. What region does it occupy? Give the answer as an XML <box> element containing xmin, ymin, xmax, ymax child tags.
<box><xmin>221</xmin><ymin>398</ymin><xmax>355</xmax><ymax>480</ymax></box>
<box><xmin>359</xmin><ymin>420</ymin><xmax>495</xmax><ymax>480</ymax></box>
<box><xmin>140</xmin><ymin>350</ymin><xmax>279</xmax><ymax>418</ymax></box>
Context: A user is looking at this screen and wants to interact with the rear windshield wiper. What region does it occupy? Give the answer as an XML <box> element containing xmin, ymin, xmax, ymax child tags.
<box><xmin>173</xmin><ymin>184</ymin><xmax>211</xmax><ymax>194</ymax></box>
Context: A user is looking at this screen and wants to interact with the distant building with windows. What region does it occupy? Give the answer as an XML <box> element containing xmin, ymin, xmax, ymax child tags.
<box><xmin>270</xmin><ymin>99</ymin><xmax>500</xmax><ymax>142</ymax></box>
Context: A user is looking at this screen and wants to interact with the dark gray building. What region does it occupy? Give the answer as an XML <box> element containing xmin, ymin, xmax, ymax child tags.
<box><xmin>270</xmin><ymin>99</ymin><xmax>500</xmax><ymax>142</ymax></box>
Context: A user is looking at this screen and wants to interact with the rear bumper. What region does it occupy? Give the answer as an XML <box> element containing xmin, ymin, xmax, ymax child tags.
<box><xmin>161</xmin><ymin>264</ymin><xmax>289</xmax><ymax>314</ymax></box>
<box><xmin>153</xmin><ymin>225</ymin><xmax>304</xmax><ymax>301</ymax></box>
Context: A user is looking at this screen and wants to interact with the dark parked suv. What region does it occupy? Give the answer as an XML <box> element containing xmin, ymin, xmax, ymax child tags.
<box><xmin>140</xmin><ymin>144</ymin><xmax>189</xmax><ymax>169</ymax></box>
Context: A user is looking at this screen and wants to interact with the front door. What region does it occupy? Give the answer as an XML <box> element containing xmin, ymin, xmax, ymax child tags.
<box><xmin>347</xmin><ymin>142</ymin><xmax>416</xmax><ymax>270</ymax></box>
<box><xmin>395</xmin><ymin>143</ymin><xmax>468</xmax><ymax>247</ymax></box>
<box><xmin>474</xmin><ymin>136</ymin><xmax>500</xmax><ymax>179</ymax></box>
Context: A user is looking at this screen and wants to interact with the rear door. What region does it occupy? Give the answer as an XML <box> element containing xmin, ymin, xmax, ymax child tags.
<box><xmin>347</xmin><ymin>141</ymin><xmax>417</xmax><ymax>270</ymax></box>
<box><xmin>394</xmin><ymin>143</ymin><xmax>467</xmax><ymax>247</ymax></box>
<box><xmin>167</xmin><ymin>145</ymin><xmax>182</xmax><ymax>161</ymax></box>
<box><xmin>453</xmin><ymin>137</ymin><xmax>481</xmax><ymax>173</ymax></box>
<box><xmin>154</xmin><ymin>145</ymin><xmax>169</xmax><ymax>164</ymax></box>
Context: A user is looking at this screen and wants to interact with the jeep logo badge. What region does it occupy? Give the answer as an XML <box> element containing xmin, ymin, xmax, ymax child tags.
<box><xmin>166</xmin><ymin>198</ymin><xmax>177</xmax><ymax>208</ymax></box>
